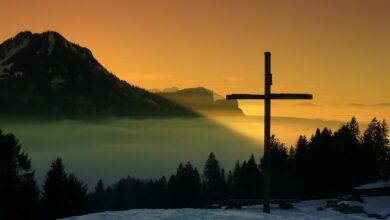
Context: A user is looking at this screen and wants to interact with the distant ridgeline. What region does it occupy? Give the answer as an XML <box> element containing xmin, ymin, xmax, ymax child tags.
<box><xmin>0</xmin><ymin>31</ymin><xmax>197</xmax><ymax>118</ymax></box>
<box><xmin>153</xmin><ymin>87</ymin><xmax>244</xmax><ymax>116</ymax></box>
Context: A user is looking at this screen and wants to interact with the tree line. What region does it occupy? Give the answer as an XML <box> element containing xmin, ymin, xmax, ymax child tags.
<box><xmin>1</xmin><ymin>117</ymin><xmax>389</xmax><ymax>219</ymax></box>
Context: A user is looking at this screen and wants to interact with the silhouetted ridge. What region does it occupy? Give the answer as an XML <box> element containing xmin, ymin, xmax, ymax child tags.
<box><xmin>0</xmin><ymin>31</ymin><xmax>197</xmax><ymax>118</ymax></box>
<box><xmin>155</xmin><ymin>87</ymin><xmax>244</xmax><ymax>116</ymax></box>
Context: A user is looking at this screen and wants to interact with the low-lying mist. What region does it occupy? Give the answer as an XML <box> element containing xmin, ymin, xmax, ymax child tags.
<box><xmin>0</xmin><ymin>116</ymin><xmax>351</xmax><ymax>188</ymax></box>
<box><xmin>1</xmin><ymin>117</ymin><xmax>261</xmax><ymax>187</ymax></box>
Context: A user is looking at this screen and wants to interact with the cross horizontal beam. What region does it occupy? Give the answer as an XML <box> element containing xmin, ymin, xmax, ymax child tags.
<box><xmin>226</xmin><ymin>93</ymin><xmax>313</xmax><ymax>100</ymax></box>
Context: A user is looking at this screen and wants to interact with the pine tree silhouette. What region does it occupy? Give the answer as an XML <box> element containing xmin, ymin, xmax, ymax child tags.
<box><xmin>0</xmin><ymin>129</ymin><xmax>39</xmax><ymax>220</ymax></box>
<box><xmin>230</xmin><ymin>160</ymin><xmax>243</xmax><ymax>198</ymax></box>
<box><xmin>242</xmin><ymin>155</ymin><xmax>261</xmax><ymax>198</ymax></box>
<box><xmin>42</xmin><ymin>158</ymin><xmax>88</xmax><ymax>219</ymax></box>
<box><xmin>91</xmin><ymin>179</ymin><xmax>106</xmax><ymax>212</ymax></box>
<box><xmin>42</xmin><ymin>158</ymin><xmax>69</xmax><ymax>219</ymax></box>
<box><xmin>67</xmin><ymin>174</ymin><xmax>88</xmax><ymax>216</ymax></box>
<box><xmin>268</xmin><ymin>135</ymin><xmax>293</xmax><ymax>198</ymax></box>
<box><xmin>169</xmin><ymin>162</ymin><xmax>201</xmax><ymax>208</ymax></box>
<box><xmin>203</xmin><ymin>152</ymin><xmax>227</xmax><ymax>204</ymax></box>
<box><xmin>363</xmin><ymin>118</ymin><xmax>390</xmax><ymax>181</ymax></box>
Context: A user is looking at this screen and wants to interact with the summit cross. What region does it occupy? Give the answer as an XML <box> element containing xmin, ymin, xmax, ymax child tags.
<box><xmin>226</xmin><ymin>52</ymin><xmax>313</xmax><ymax>213</ymax></box>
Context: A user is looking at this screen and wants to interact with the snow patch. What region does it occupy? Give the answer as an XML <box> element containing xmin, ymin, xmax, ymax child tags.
<box><xmin>14</xmin><ymin>71</ymin><xmax>23</xmax><ymax>77</ymax></box>
<box><xmin>93</xmin><ymin>64</ymin><xmax>110</xmax><ymax>75</ymax></box>
<box><xmin>48</xmin><ymin>32</ymin><xmax>56</xmax><ymax>55</ymax></box>
<box><xmin>61</xmin><ymin>199</ymin><xmax>384</xmax><ymax>220</ymax></box>
<box><xmin>70</xmin><ymin>44</ymin><xmax>78</xmax><ymax>53</ymax></box>
<box><xmin>129</xmin><ymin>89</ymin><xmax>141</xmax><ymax>99</ymax></box>
<box><xmin>68</xmin><ymin>42</ymin><xmax>78</xmax><ymax>53</ymax></box>
<box><xmin>0</xmin><ymin>37</ymin><xmax>29</xmax><ymax>78</ymax></box>
<box><xmin>61</xmin><ymin>40</ymin><xmax>78</xmax><ymax>53</ymax></box>
<box><xmin>355</xmin><ymin>180</ymin><xmax>390</xmax><ymax>190</ymax></box>
<box><xmin>0</xmin><ymin>38</ymin><xmax>29</xmax><ymax>65</ymax></box>
<box><xmin>145</xmin><ymin>99</ymin><xmax>159</xmax><ymax>107</ymax></box>
<box><xmin>337</xmin><ymin>200</ymin><xmax>363</xmax><ymax>207</ymax></box>
<box><xmin>51</xmin><ymin>77</ymin><xmax>66</xmax><ymax>89</ymax></box>
<box><xmin>62</xmin><ymin>197</ymin><xmax>390</xmax><ymax>220</ymax></box>
<box><xmin>62</xmin><ymin>40</ymin><xmax>68</xmax><ymax>48</ymax></box>
<box><xmin>0</xmin><ymin>63</ymin><xmax>14</xmax><ymax>76</ymax></box>
<box><xmin>363</xmin><ymin>196</ymin><xmax>390</xmax><ymax>218</ymax></box>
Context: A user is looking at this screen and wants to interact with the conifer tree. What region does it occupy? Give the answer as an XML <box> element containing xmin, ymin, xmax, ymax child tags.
<box><xmin>310</xmin><ymin>128</ymin><xmax>333</xmax><ymax>198</ymax></box>
<box><xmin>380</xmin><ymin>120</ymin><xmax>390</xmax><ymax>180</ymax></box>
<box><xmin>169</xmin><ymin>162</ymin><xmax>201</xmax><ymax>208</ymax></box>
<box><xmin>92</xmin><ymin>179</ymin><xmax>106</xmax><ymax>212</ymax></box>
<box><xmin>363</xmin><ymin>118</ymin><xmax>390</xmax><ymax>181</ymax></box>
<box><xmin>0</xmin><ymin>130</ymin><xmax>39</xmax><ymax>220</ymax></box>
<box><xmin>67</xmin><ymin>174</ymin><xmax>88</xmax><ymax>216</ymax></box>
<box><xmin>43</xmin><ymin>158</ymin><xmax>88</xmax><ymax>219</ymax></box>
<box><xmin>243</xmin><ymin>155</ymin><xmax>261</xmax><ymax>198</ymax></box>
<box><xmin>231</xmin><ymin>161</ymin><xmax>242</xmax><ymax>198</ymax></box>
<box><xmin>331</xmin><ymin>117</ymin><xmax>362</xmax><ymax>194</ymax></box>
<box><xmin>203</xmin><ymin>152</ymin><xmax>226</xmax><ymax>204</ymax></box>
<box><xmin>385</xmin><ymin>149</ymin><xmax>390</xmax><ymax>181</ymax></box>
<box><xmin>269</xmin><ymin>135</ymin><xmax>291</xmax><ymax>197</ymax></box>
<box><xmin>226</xmin><ymin>170</ymin><xmax>234</xmax><ymax>198</ymax></box>
<box><xmin>42</xmin><ymin>158</ymin><xmax>69</xmax><ymax>219</ymax></box>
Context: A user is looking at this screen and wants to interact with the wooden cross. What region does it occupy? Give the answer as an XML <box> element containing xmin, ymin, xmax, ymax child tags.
<box><xmin>226</xmin><ymin>52</ymin><xmax>313</xmax><ymax>213</ymax></box>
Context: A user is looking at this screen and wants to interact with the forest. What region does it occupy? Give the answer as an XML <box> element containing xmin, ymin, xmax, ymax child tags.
<box><xmin>1</xmin><ymin>117</ymin><xmax>389</xmax><ymax>220</ymax></box>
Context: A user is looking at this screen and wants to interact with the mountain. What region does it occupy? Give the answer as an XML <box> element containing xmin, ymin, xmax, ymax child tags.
<box><xmin>149</xmin><ymin>86</ymin><xmax>179</xmax><ymax>93</ymax></box>
<box><xmin>154</xmin><ymin>87</ymin><xmax>244</xmax><ymax>116</ymax></box>
<box><xmin>0</xmin><ymin>31</ymin><xmax>196</xmax><ymax>118</ymax></box>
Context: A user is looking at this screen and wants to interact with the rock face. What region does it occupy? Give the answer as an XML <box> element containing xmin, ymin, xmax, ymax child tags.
<box><xmin>0</xmin><ymin>31</ymin><xmax>196</xmax><ymax>118</ymax></box>
<box><xmin>155</xmin><ymin>87</ymin><xmax>244</xmax><ymax>116</ymax></box>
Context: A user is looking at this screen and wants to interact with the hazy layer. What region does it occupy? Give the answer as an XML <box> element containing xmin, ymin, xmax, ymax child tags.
<box><xmin>1</xmin><ymin>117</ymin><xmax>260</xmax><ymax>187</ymax></box>
<box><xmin>239</xmin><ymin>101</ymin><xmax>390</xmax><ymax>124</ymax></box>
<box><xmin>0</xmin><ymin>116</ymin><xmax>361</xmax><ymax>188</ymax></box>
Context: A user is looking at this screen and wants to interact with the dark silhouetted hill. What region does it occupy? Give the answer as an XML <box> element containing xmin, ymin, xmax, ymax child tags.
<box><xmin>0</xmin><ymin>31</ymin><xmax>196</xmax><ymax>118</ymax></box>
<box><xmin>154</xmin><ymin>87</ymin><xmax>244</xmax><ymax>116</ymax></box>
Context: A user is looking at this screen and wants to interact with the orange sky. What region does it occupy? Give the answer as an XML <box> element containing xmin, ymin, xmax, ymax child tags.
<box><xmin>1</xmin><ymin>0</ymin><xmax>389</xmax><ymax>108</ymax></box>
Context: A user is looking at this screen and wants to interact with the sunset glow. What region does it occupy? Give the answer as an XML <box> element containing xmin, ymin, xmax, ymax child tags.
<box><xmin>1</xmin><ymin>0</ymin><xmax>389</xmax><ymax>109</ymax></box>
<box><xmin>2</xmin><ymin>2</ymin><xmax>390</xmax><ymax>218</ymax></box>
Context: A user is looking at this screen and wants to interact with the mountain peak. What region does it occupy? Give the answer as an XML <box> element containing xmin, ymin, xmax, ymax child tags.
<box><xmin>1</xmin><ymin>31</ymin><xmax>83</xmax><ymax>60</ymax></box>
<box><xmin>41</xmin><ymin>30</ymin><xmax>62</xmax><ymax>36</ymax></box>
<box><xmin>13</xmin><ymin>30</ymin><xmax>65</xmax><ymax>41</ymax></box>
<box><xmin>13</xmin><ymin>31</ymin><xmax>33</xmax><ymax>40</ymax></box>
<box><xmin>0</xmin><ymin>31</ymin><xmax>196</xmax><ymax>118</ymax></box>
<box><xmin>0</xmin><ymin>30</ymin><xmax>103</xmax><ymax>81</ymax></box>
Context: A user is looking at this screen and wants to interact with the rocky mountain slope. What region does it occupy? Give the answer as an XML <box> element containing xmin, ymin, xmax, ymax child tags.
<box><xmin>0</xmin><ymin>31</ymin><xmax>196</xmax><ymax>118</ymax></box>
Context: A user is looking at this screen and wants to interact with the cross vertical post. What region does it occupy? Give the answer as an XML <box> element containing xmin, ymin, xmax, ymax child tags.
<box><xmin>263</xmin><ymin>51</ymin><xmax>271</xmax><ymax>213</ymax></box>
<box><xmin>226</xmin><ymin>52</ymin><xmax>312</xmax><ymax>213</ymax></box>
